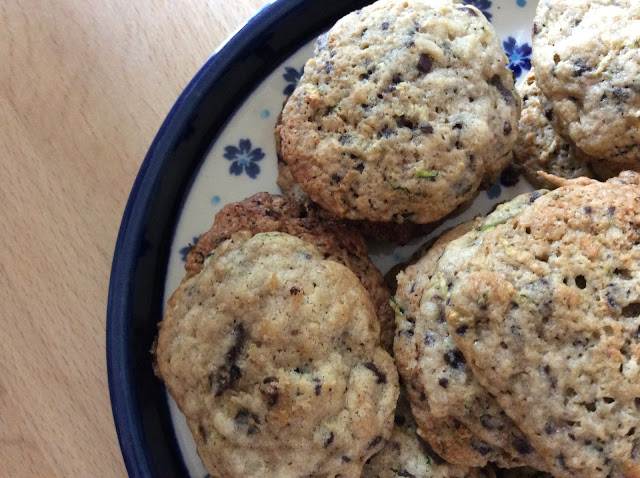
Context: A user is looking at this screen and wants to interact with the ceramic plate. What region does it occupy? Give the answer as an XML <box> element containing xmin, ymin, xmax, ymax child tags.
<box><xmin>107</xmin><ymin>0</ymin><xmax>538</xmax><ymax>476</ymax></box>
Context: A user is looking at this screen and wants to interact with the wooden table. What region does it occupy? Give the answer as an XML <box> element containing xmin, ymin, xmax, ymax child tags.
<box><xmin>0</xmin><ymin>1</ymin><xmax>269</xmax><ymax>475</ymax></box>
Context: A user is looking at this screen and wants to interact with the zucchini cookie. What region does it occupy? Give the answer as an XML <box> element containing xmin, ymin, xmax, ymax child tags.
<box><xmin>278</xmin><ymin>0</ymin><xmax>520</xmax><ymax>224</ymax></box>
<box><xmin>394</xmin><ymin>194</ymin><xmax>548</xmax><ymax>470</ymax></box>
<box><xmin>157</xmin><ymin>232</ymin><xmax>399</xmax><ymax>478</ymax></box>
<box><xmin>514</xmin><ymin>70</ymin><xmax>594</xmax><ymax>189</ymax></box>
<box><xmin>532</xmin><ymin>0</ymin><xmax>640</xmax><ymax>163</ymax></box>
<box><xmin>447</xmin><ymin>173</ymin><xmax>640</xmax><ymax>477</ymax></box>
<box><xmin>185</xmin><ymin>192</ymin><xmax>395</xmax><ymax>350</ymax></box>
<box><xmin>362</xmin><ymin>391</ymin><xmax>490</xmax><ymax>478</ymax></box>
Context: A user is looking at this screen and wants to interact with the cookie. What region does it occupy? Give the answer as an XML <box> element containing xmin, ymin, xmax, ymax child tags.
<box><xmin>394</xmin><ymin>194</ymin><xmax>548</xmax><ymax>470</ymax></box>
<box><xmin>157</xmin><ymin>232</ymin><xmax>399</xmax><ymax>477</ymax></box>
<box><xmin>276</xmin><ymin>158</ymin><xmax>440</xmax><ymax>244</ymax></box>
<box><xmin>278</xmin><ymin>0</ymin><xmax>519</xmax><ymax>224</ymax></box>
<box><xmin>532</xmin><ymin>0</ymin><xmax>640</xmax><ymax>162</ymax></box>
<box><xmin>514</xmin><ymin>69</ymin><xmax>595</xmax><ymax>189</ymax></box>
<box><xmin>362</xmin><ymin>390</ymin><xmax>492</xmax><ymax>478</ymax></box>
<box><xmin>185</xmin><ymin>192</ymin><xmax>395</xmax><ymax>350</ymax></box>
<box><xmin>447</xmin><ymin>173</ymin><xmax>640</xmax><ymax>477</ymax></box>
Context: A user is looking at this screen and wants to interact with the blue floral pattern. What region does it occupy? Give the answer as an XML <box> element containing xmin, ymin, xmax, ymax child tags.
<box><xmin>179</xmin><ymin>236</ymin><xmax>200</xmax><ymax>262</ymax></box>
<box><xmin>463</xmin><ymin>0</ymin><xmax>492</xmax><ymax>21</ymax></box>
<box><xmin>516</xmin><ymin>0</ymin><xmax>526</xmax><ymax>6</ymax></box>
<box><xmin>283</xmin><ymin>66</ymin><xmax>304</xmax><ymax>95</ymax></box>
<box><xmin>503</xmin><ymin>37</ymin><xmax>532</xmax><ymax>79</ymax></box>
<box><xmin>224</xmin><ymin>139</ymin><xmax>264</xmax><ymax>179</ymax></box>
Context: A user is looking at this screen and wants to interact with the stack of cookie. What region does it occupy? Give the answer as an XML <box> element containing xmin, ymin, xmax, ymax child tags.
<box><xmin>395</xmin><ymin>172</ymin><xmax>640</xmax><ymax>477</ymax></box>
<box><xmin>153</xmin><ymin>0</ymin><xmax>640</xmax><ymax>476</ymax></box>
<box><xmin>514</xmin><ymin>0</ymin><xmax>640</xmax><ymax>187</ymax></box>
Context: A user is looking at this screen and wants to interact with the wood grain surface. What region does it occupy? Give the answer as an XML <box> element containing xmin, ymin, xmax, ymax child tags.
<box><xmin>0</xmin><ymin>1</ymin><xmax>270</xmax><ymax>475</ymax></box>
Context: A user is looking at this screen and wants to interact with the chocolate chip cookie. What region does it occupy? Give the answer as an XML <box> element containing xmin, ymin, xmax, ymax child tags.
<box><xmin>532</xmin><ymin>0</ymin><xmax>640</xmax><ymax>163</ymax></box>
<box><xmin>157</xmin><ymin>232</ymin><xmax>399</xmax><ymax>477</ymax></box>
<box><xmin>278</xmin><ymin>0</ymin><xmax>519</xmax><ymax>224</ymax></box>
<box><xmin>448</xmin><ymin>173</ymin><xmax>640</xmax><ymax>477</ymax></box>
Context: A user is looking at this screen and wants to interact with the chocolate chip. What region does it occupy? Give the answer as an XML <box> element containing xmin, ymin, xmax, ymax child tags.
<box><xmin>267</xmin><ymin>392</ymin><xmax>278</xmax><ymax>407</ymax></box>
<box><xmin>489</xmin><ymin>75</ymin><xmax>513</xmax><ymax>103</ymax></box>
<box><xmin>355</xmin><ymin>163</ymin><xmax>365</xmax><ymax>173</ymax></box>
<box><xmin>472</xmin><ymin>442</ymin><xmax>492</xmax><ymax>456</ymax></box>
<box><xmin>457</xmin><ymin>5</ymin><xmax>478</xmax><ymax>16</ymax></box>
<box><xmin>419</xmin><ymin>122</ymin><xmax>434</xmax><ymax>134</ymax></box>
<box><xmin>381</xmin><ymin>21</ymin><xmax>389</xmax><ymax>30</ymax></box>
<box><xmin>583</xmin><ymin>205</ymin><xmax>592</xmax><ymax>214</ymax></box>
<box><xmin>324</xmin><ymin>431</ymin><xmax>334</xmax><ymax>447</ymax></box>
<box><xmin>339</xmin><ymin>134</ymin><xmax>350</xmax><ymax>144</ymax></box>
<box><xmin>417</xmin><ymin>53</ymin><xmax>433</xmax><ymax>74</ymax></box>
<box><xmin>529</xmin><ymin>191</ymin><xmax>541</xmax><ymax>203</ymax></box>
<box><xmin>572</xmin><ymin>59</ymin><xmax>590</xmax><ymax>77</ymax></box>
<box><xmin>396</xmin><ymin>116</ymin><xmax>414</xmax><ymax>129</ymax></box>
<box><xmin>613</xmin><ymin>87</ymin><xmax>630</xmax><ymax>102</ymax></box>
<box><xmin>533</xmin><ymin>22</ymin><xmax>540</xmax><ymax>36</ymax></box>
<box><xmin>331</xmin><ymin>173</ymin><xmax>342</xmax><ymax>183</ymax></box>
<box><xmin>314</xmin><ymin>379</ymin><xmax>322</xmax><ymax>396</ymax></box>
<box><xmin>342</xmin><ymin>456</ymin><xmax>351</xmax><ymax>463</ymax></box>
<box><xmin>392</xmin><ymin>74</ymin><xmax>403</xmax><ymax>84</ymax></box>
<box><xmin>227</xmin><ymin>324</ymin><xmax>246</xmax><ymax>363</ymax></box>
<box><xmin>438</xmin><ymin>377</ymin><xmax>449</xmax><ymax>388</ymax></box>
<box><xmin>443</xmin><ymin>349</ymin><xmax>466</xmax><ymax>369</ymax></box>
<box><xmin>544</xmin><ymin>422</ymin><xmax>556</xmax><ymax>434</ymax></box>
<box><xmin>210</xmin><ymin>324</ymin><xmax>247</xmax><ymax>395</ymax></box>
<box><xmin>380</xmin><ymin>126</ymin><xmax>394</xmax><ymax>138</ymax></box>
<box><xmin>480</xmin><ymin>414</ymin><xmax>498</xmax><ymax>431</ymax></box>
<box><xmin>290</xmin><ymin>287</ymin><xmax>300</xmax><ymax>295</ymax></box>
<box><xmin>512</xmin><ymin>436</ymin><xmax>534</xmax><ymax>454</ymax></box>
<box><xmin>607</xmin><ymin>206</ymin><xmax>616</xmax><ymax>216</ymax></box>
<box><xmin>456</xmin><ymin>325</ymin><xmax>468</xmax><ymax>336</ymax></box>
<box><xmin>453</xmin><ymin>122</ymin><xmax>463</xmax><ymax>130</ymax></box>
<box><xmin>235</xmin><ymin>409</ymin><xmax>261</xmax><ymax>435</ymax></box>
<box><xmin>364</xmin><ymin>362</ymin><xmax>387</xmax><ymax>384</ymax></box>
<box><xmin>369</xmin><ymin>436</ymin><xmax>383</xmax><ymax>449</ymax></box>
<box><xmin>503</xmin><ymin>121</ymin><xmax>512</xmax><ymax>135</ymax></box>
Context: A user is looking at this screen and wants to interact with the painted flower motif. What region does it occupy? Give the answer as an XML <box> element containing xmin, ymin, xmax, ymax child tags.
<box><xmin>463</xmin><ymin>0</ymin><xmax>492</xmax><ymax>21</ymax></box>
<box><xmin>282</xmin><ymin>66</ymin><xmax>304</xmax><ymax>95</ymax></box>
<box><xmin>503</xmin><ymin>37</ymin><xmax>532</xmax><ymax>79</ymax></box>
<box><xmin>223</xmin><ymin>139</ymin><xmax>264</xmax><ymax>179</ymax></box>
<box><xmin>179</xmin><ymin>236</ymin><xmax>200</xmax><ymax>262</ymax></box>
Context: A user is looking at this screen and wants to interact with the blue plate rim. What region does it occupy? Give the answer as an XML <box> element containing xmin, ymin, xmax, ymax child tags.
<box><xmin>106</xmin><ymin>1</ymin><xmax>375</xmax><ymax>476</ymax></box>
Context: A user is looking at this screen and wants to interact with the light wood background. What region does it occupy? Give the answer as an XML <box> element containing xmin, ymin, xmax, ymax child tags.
<box><xmin>0</xmin><ymin>1</ymin><xmax>270</xmax><ymax>475</ymax></box>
